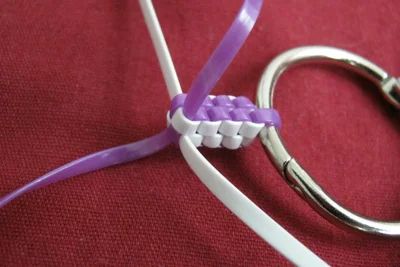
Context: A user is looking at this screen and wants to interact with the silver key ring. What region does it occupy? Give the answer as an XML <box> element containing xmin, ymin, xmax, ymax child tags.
<box><xmin>256</xmin><ymin>45</ymin><xmax>400</xmax><ymax>236</ymax></box>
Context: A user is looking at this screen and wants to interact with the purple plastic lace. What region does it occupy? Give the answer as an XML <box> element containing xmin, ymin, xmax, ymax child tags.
<box><xmin>183</xmin><ymin>0</ymin><xmax>263</xmax><ymax>119</ymax></box>
<box><xmin>0</xmin><ymin>129</ymin><xmax>174</xmax><ymax>208</ymax></box>
<box><xmin>0</xmin><ymin>0</ymin><xmax>264</xmax><ymax>208</ymax></box>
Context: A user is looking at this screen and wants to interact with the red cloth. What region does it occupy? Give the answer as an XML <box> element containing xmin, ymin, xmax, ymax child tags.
<box><xmin>0</xmin><ymin>0</ymin><xmax>399</xmax><ymax>265</ymax></box>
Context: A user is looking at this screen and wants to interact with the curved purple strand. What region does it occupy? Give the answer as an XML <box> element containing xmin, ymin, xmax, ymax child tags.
<box><xmin>0</xmin><ymin>1</ymin><xmax>264</xmax><ymax>208</ymax></box>
<box><xmin>183</xmin><ymin>0</ymin><xmax>263</xmax><ymax>119</ymax></box>
<box><xmin>0</xmin><ymin>129</ymin><xmax>173</xmax><ymax>208</ymax></box>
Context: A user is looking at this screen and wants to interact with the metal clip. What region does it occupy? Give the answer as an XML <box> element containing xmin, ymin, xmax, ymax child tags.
<box><xmin>257</xmin><ymin>46</ymin><xmax>400</xmax><ymax>237</ymax></box>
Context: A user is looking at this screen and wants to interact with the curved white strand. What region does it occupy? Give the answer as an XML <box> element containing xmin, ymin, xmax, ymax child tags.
<box><xmin>179</xmin><ymin>135</ymin><xmax>328</xmax><ymax>267</ymax></box>
<box><xmin>138</xmin><ymin>0</ymin><xmax>182</xmax><ymax>98</ymax></box>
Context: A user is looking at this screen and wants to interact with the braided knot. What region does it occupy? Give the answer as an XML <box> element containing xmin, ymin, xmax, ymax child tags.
<box><xmin>167</xmin><ymin>94</ymin><xmax>281</xmax><ymax>149</ymax></box>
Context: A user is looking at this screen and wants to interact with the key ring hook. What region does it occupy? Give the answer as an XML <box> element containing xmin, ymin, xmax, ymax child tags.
<box><xmin>256</xmin><ymin>45</ymin><xmax>400</xmax><ymax>236</ymax></box>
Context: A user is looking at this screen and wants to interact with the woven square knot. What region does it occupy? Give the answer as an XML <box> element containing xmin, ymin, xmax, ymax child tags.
<box><xmin>168</xmin><ymin>94</ymin><xmax>281</xmax><ymax>149</ymax></box>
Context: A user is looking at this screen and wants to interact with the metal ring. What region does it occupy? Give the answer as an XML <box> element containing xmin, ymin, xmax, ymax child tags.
<box><xmin>256</xmin><ymin>45</ymin><xmax>400</xmax><ymax>236</ymax></box>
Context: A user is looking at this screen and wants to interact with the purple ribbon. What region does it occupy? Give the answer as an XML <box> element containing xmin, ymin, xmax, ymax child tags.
<box><xmin>0</xmin><ymin>129</ymin><xmax>174</xmax><ymax>208</ymax></box>
<box><xmin>0</xmin><ymin>0</ymin><xmax>264</xmax><ymax>208</ymax></box>
<box><xmin>183</xmin><ymin>0</ymin><xmax>263</xmax><ymax>119</ymax></box>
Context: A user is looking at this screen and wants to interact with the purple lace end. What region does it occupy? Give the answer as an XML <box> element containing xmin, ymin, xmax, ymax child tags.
<box><xmin>250</xmin><ymin>108</ymin><xmax>281</xmax><ymax>127</ymax></box>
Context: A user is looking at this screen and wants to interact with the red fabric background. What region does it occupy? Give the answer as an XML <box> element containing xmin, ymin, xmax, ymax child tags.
<box><xmin>0</xmin><ymin>0</ymin><xmax>399</xmax><ymax>266</ymax></box>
